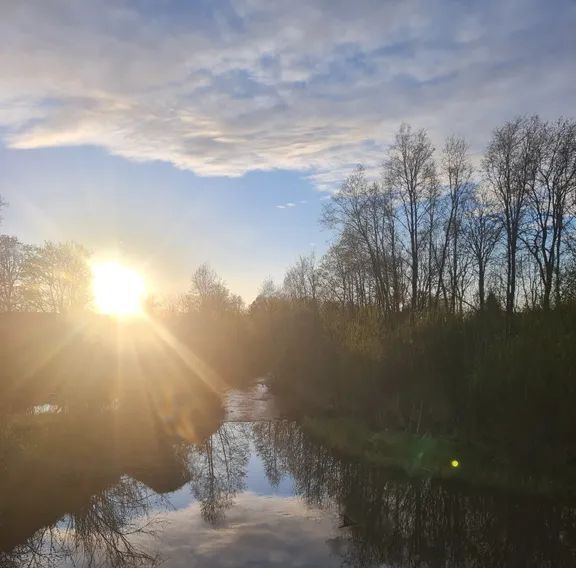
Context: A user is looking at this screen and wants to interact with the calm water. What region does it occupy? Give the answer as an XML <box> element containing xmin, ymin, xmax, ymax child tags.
<box><xmin>2</xmin><ymin>386</ymin><xmax>576</xmax><ymax>567</ymax></box>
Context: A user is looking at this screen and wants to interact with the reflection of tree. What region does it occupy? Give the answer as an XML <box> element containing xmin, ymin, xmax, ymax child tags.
<box><xmin>251</xmin><ymin>421</ymin><xmax>290</xmax><ymax>488</ymax></box>
<box><xmin>251</xmin><ymin>421</ymin><xmax>576</xmax><ymax>568</ymax></box>
<box><xmin>188</xmin><ymin>423</ymin><xmax>250</xmax><ymax>525</ymax></box>
<box><xmin>0</xmin><ymin>477</ymin><xmax>159</xmax><ymax>567</ymax></box>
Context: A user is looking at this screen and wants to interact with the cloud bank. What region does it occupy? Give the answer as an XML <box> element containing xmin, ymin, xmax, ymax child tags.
<box><xmin>1</xmin><ymin>0</ymin><xmax>575</xmax><ymax>189</ymax></box>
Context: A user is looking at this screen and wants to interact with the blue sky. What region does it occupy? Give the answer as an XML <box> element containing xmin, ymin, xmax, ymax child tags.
<box><xmin>0</xmin><ymin>0</ymin><xmax>575</xmax><ymax>301</ymax></box>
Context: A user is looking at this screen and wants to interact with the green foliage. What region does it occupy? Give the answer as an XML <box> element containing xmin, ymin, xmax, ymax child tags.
<box><xmin>259</xmin><ymin>300</ymin><xmax>576</xmax><ymax>463</ymax></box>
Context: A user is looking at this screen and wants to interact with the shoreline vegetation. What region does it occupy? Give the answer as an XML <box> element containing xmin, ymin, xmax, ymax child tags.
<box><xmin>262</xmin><ymin>302</ymin><xmax>576</xmax><ymax>497</ymax></box>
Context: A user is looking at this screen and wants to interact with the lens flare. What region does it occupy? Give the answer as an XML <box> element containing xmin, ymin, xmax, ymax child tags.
<box><xmin>91</xmin><ymin>261</ymin><xmax>146</xmax><ymax>317</ymax></box>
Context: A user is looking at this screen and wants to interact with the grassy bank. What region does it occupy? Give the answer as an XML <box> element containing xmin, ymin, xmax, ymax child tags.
<box><xmin>301</xmin><ymin>416</ymin><xmax>576</xmax><ymax>499</ymax></box>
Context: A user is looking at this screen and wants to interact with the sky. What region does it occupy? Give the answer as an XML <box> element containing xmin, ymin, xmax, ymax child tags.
<box><xmin>0</xmin><ymin>0</ymin><xmax>575</xmax><ymax>302</ymax></box>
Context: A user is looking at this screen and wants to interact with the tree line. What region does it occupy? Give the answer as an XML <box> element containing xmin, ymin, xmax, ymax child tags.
<box><xmin>0</xmin><ymin>234</ymin><xmax>91</xmax><ymax>314</ymax></box>
<box><xmin>280</xmin><ymin>116</ymin><xmax>576</xmax><ymax>317</ymax></box>
<box><xmin>3</xmin><ymin>115</ymin><xmax>575</xmax><ymax>318</ymax></box>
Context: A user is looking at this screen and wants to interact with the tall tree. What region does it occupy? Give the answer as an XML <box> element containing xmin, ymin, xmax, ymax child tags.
<box><xmin>384</xmin><ymin>124</ymin><xmax>437</xmax><ymax>312</ymax></box>
<box><xmin>483</xmin><ymin>116</ymin><xmax>539</xmax><ymax>314</ymax></box>
<box><xmin>464</xmin><ymin>186</ymin><xmax>502</xmax><ymax>310</ymax></box>
<box><xmin>523</xmin><ymin>118</ymin><xmax>576</xmax><ymax>309</ymax></box>
<box><xmin>322</xmin><ymin>167</ymin><xmax>401</xmax><ymax>315</ymax></box>
<box><xmin>436</xmin><ymin>136</ymin><xmax>473</xmax><ymax>312</ymax></box>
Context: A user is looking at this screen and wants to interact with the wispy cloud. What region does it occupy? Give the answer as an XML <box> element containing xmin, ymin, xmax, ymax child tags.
<box><xmin>0</xmin><ymin>0</ymin><xmax>575</xmax><ymax>189</ymax></box>
<box><xmin>276</xmin><ymin>201</ymin><xmax>296</xmax><ymax>209</ymax></box>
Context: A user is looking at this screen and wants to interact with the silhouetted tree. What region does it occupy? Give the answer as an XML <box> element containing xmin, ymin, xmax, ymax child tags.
<box><xmin>464</xmin><ymin>186</ymin><xmax>502</xmax><ymax>310</ymax></box>
<box><xmin>21</xmin><ymin>241</ymin><xmax>91</xmax><ymax>313</ymax></box>
<box><xmin>484</xmin><ymin>117</ymin><xmax>539</xmax><ymax>314</ymax></box>
<box><xmin>522</xmin><ymin>117</ymin><xmax>576</xmax><ymax>309</ymax></box>
<box><xmin>186</xmin><ymin>263</ymin><xmax>243</xmax><ymax>313</ymax></box>
<box><xmin>385</xmin><ymin>124</ymin><xmax>437</xmax><ymax>312</ymax></box>
<box><xmin>436</xmin><ymin>135</ymin><xmax>473</xmax><ymax>312</ymax></box>
<box><xmin>283</xmin><ymin>252</ymin><xmax>322</xmax><ymax>303</ymax></box>
<box><xmin>0</xmin><ymin>236</ymin><xmax>30</xmax><ymax>312</ymax></box>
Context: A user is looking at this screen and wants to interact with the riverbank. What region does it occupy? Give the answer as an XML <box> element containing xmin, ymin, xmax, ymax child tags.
<box><xmin>301</xmin><ymin>416</ymin><xmax>576</xmax><ymax>499</ymax></box>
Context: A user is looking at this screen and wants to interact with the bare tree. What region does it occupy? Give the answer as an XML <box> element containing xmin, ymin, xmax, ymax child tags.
<box><xmin>385</xmin><ymin>124</ymin><xmax>437</xmax><ymax>312</ymax></box>
<box><xmin>483</xmin><ymin>116</ymin><xmax>539</xmax><ymax>315</ymax></box>
<box><xmin>464</xmin><ymin>186</ymin><xmax>502</xmax><ymax>310</ymax></box>
<box><xmin>22</xmin><ymin>241</ymin><xmax>91</xmax><ymax>313</ymax></box>
<box><xmin>436</xmin><ymin>136</ymin><xmax>473</xmax><ymax>312</ymax></box>
<box><xmin>283</xmin><ymin>252</ymin><xmax>322</xmax><ymax>302</ymax></box>
<box><xmin>258</xmin><ymin>277</ymin><xmax>281</xmax><ymax>299</ymax></box>
<box><xmin>0</xmin><ymin>236</ymin><xmax>30</xmax><ymax>312</ymax></box>
<box><xmin>320</xmin><ymin>231</ymin><xmax>378</xmax><ymax>309</ymax></box>
<box><xmin>322</xmin><ymin>167</ymin><xmax>402</xmax><ymax>314</ymax></box>
<box><xmin>522</xmin><ymin>118</ymin><xmax>576</xmax><ymax>309</ymax></box>
<box><xmin>188</xmin><ymin>263</ymin><xmax>243</xmax><ymax>313</ymax></box>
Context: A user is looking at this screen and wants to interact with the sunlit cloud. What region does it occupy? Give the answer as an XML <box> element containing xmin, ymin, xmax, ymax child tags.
<box><xmin>0</xmin><ymin>0</ymin><xmax>574</xmax><ymax>189</ymax></box>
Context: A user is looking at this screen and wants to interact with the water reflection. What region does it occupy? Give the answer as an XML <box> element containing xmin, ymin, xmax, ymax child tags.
<box><xmin>2</xmin><ymin>416</ymin><xmax>576</xmax><ymax>567</ymax></box>
<box><xmin>0</xmin><ymin>400</ymin><xmax>218</xmax><ymax>567</ymax></box>
<box><xmin>0</xmin><ymin>477</ymin><xmax>160</xmax><ymax>567</ymax></box>
<box><xmin>252</xmin><ymin>421</ymin><xmax>576</xmax><ymax>568</ymax></box>
<box><xmin>188</xmin><ymin>423</ymin><xmax>250</xmax><ymax>525</ymax></box>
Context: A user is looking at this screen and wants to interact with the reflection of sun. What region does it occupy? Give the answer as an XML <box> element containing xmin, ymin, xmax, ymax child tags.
<box><xmin>91</xmin><ymin>261</ymin><xmax>146</xmax><ymax>317</ymax></box>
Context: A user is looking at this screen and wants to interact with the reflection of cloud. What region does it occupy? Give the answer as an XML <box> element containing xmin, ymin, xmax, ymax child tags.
<box><xmin>132</xmin><ymin>492</ymin><xmax>342</xmax><ymax>567</ymax></box>
<box><xmin>0</xmin><ymin>1</ymin><xmax>575</xmax><ymax>189</ymax></box>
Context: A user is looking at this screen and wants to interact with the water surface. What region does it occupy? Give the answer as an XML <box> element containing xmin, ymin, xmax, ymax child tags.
<box><xmin>2</xmin><ymin>386</ymin><xmax>576</xmax><ymax>567</ymax></box>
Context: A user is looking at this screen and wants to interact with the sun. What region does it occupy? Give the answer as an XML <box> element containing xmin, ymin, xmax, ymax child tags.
<box><xmin>91</xmin><ymin>261</ymin><xmax>147</xmax><ymax>317</ymax></box>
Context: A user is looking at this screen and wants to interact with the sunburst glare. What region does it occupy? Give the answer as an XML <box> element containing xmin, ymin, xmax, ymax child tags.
<box><xmin>91</xmin><ymin>261</ymin><xmax>146</xmax><ymax>317</ymax></box>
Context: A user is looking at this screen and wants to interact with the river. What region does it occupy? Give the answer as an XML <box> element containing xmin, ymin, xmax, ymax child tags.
<box><xmin>2</xmin><ymin>383</ymin><xmax>576</xmax><ymax>567</ymax></box>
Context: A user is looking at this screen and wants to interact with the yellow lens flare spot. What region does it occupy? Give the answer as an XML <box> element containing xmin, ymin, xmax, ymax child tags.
<box><xmin>91</xmin><ymin>261</ymin><xmax>146</xmax><ymax>317</ymax></box>
<box><xmin>450</xmin><ymin>459</ymin><xmax>460</xmax><ymax>468</ymax></box>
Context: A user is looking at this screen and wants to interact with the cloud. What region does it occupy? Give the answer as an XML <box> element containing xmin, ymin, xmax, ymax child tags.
<box><xmin>129</xmin><ymin>492</ymin><xmax>343</xmax><ymax>567</ymax></box>
<box><xmin>276</xmin><ymin>201</ymin><xmax>296</xmax><ymax>209</ymax></box>
<box><xmin>0</xmin><ymin>0</ymin><xmax>575</xmax><ymax>189</ymax></box>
